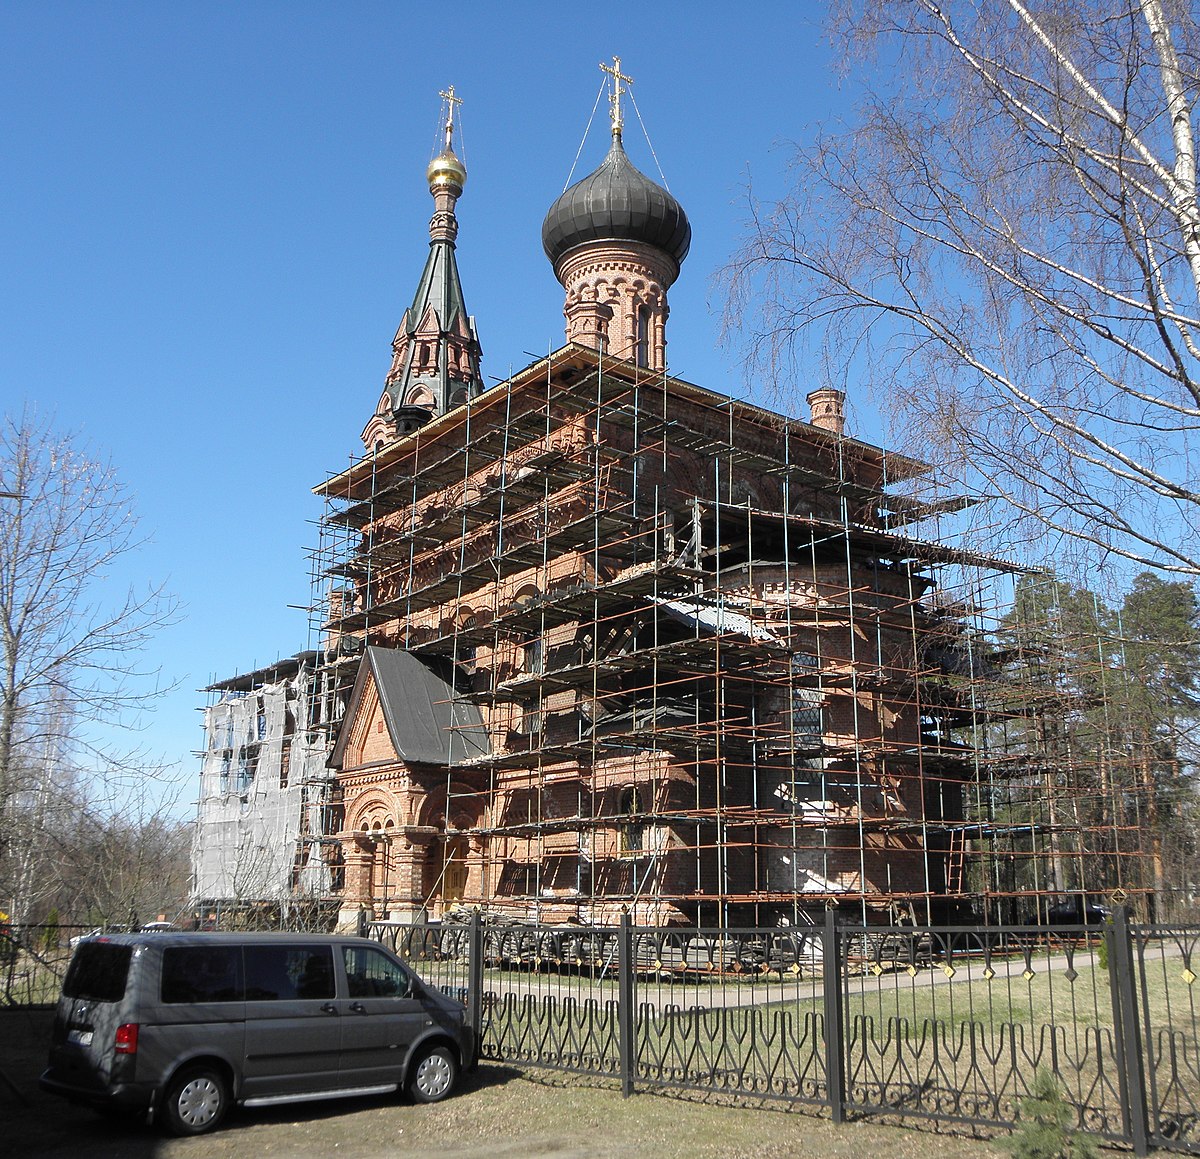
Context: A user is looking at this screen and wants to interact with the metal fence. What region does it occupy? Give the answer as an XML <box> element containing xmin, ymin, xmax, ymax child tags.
<box><xmin>375</xmin><ymin>908</ymin><xmax>1200</xmax><ymax>1155</ymax></box>
<box><xmin>11</xmin><ymin>910</ymin><xmax>1197</xmax><ymax>1153</ymax></box>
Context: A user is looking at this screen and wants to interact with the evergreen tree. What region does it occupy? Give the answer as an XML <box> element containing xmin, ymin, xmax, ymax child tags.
<box><xmin>1004</xmin><ymin>1068</ymin><xmax>1099</xmax><ymax>1159</ymax></box>
<box><xmin>981</xmin><ymin>573</ymin><xmax>1200</xmax><ymax>916</ymax></box>
<box><xmin>1115</xmin><ymin>574</ymin><xmax>1200</xmax><ymax>915</ymax></box>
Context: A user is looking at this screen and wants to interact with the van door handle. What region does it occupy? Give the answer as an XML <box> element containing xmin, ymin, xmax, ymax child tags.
<box><xmin>320</xmin><ymin>1003</ymin><xmax>338</xmax><ymax>1015</ymax></box>
<box><xmin>350</xmin><ymin>1002</ymin><xmax>367</xmax><ymax>1014</ymax></box>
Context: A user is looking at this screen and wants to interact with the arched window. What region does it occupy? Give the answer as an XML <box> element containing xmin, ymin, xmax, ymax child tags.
<box><xmin>523</xmin><ymin>635</ymin><xmax>544</xmax><ymax>675</ymax></box>
<box><xmin>635</xmin><ymin>305</ymin><xmax>651</xmax><ymax>367</ymax></box>
<box><xmin>619</xmin><ymin>785</ymin><xmax>645</xmax><ymax>854</ymax></box>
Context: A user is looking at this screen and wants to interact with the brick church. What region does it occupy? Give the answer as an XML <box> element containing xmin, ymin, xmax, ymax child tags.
<box><xmin>308</xmin><ymin>71</ymin><xmax>1002</xmax><ymax>930</ymax></box>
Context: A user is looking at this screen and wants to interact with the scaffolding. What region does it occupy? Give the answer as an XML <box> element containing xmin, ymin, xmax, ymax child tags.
<box><xmin>192</xmin><ymin>653</ymin><xmax>342</xmax><ymax>920</ymax></box>
<box><xmin>307</xmin><ymin>344</ymin><xmax>1168</xmax><ymax>927</ymax></box>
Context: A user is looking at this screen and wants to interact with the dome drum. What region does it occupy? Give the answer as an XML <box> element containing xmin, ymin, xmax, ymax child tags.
<box><xmin>556</xmin><ymin>239</ymin><xmax>675</xmax><ymax>367</ymax></box>
<box><xmin>542</xmin><ymin>135</ymin><xmax>690</xmax><ymax>372</ymax></box>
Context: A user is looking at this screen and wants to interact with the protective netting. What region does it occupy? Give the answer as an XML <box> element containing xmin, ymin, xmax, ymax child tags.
<box><xmin>191</xmin><ymin>662</ymin><xmax>333</xmax><ymax>904</ymax></box>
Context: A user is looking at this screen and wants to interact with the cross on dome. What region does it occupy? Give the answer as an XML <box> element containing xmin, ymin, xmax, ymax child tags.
<box><xmin>600</xmin><ymin>56</ymin><xmax>633</xmax><ymax>138</ymax></box>
<box><xmin>438</xmin><ymin>85</ymin><xmax>462</xmax><ymax>153</ymax></box>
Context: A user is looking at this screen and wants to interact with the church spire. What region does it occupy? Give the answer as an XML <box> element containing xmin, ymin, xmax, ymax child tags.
<box><xmin>361</xmin><ymin>88</ymin><xmax>484</xmax><ymax>452</ymax></box>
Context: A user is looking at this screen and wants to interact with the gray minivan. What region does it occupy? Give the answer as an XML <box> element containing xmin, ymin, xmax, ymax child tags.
<box><xmin>40</xmin><ymin>932</ymin><xmax>474</xmax><ymax>1135</ymax></box>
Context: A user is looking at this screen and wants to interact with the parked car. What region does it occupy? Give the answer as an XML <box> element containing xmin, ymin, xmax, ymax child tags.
<box><xmin>1044</xmin><ymin>897</ymin><xmax>1112</xmax><ymax>925</ymax></box>
<box><xmin>41</xmin><ymin>931</ymin><xmax>473</xmax><ymax>1135</ymax></box>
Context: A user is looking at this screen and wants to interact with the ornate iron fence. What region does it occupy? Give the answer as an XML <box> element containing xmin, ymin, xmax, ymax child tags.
<box><xmin>1138</xmin><ymin>924</ymin><xmax>1200</xmax><ymax>1152</ymax></box>
<box><xmin>374</xmin><ymin>908</ymin><xmax>1200</xmax><ymax>1155</ymax></box>
<box><xmin>14</xmin><ymin>907</ymin><xmax>1195</xmax><ymax>1152</ymax></box>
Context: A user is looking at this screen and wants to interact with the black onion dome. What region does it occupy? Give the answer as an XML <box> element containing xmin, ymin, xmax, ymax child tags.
<box><xmin>542</xmin><ymin>134</ymin><xmax>691</xmax><ymax>269</ymax></box>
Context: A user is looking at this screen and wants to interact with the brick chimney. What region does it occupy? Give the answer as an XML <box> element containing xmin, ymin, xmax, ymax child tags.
<box><xmin>806</xmin><ymin>388</ymin><xmax>846</xmax><ymax>436</ymax></box>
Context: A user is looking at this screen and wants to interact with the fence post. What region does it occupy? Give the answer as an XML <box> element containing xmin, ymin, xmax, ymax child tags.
<box><xmin>822</xmin><ymin>907</ymin><xmax>846</xmax><ymax>1123</ymax></box>
<box><xmin>618</xmin><ymin>911</ymin><xmax>636</xmax><ymax>1098</ymax></box>
<box><xmin>467</xmin><ymin>909</ymin><xmax>484</xmax><ymax>1060</ymax></box>
<box><xmin>1107</xmin><ymin>905</ymin><xmax>1149</xmax><ymax>1156</ymax></box>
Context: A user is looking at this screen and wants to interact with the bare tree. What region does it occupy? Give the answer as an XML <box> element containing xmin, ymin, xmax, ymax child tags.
<box><xmin>0</xmin><ymin>410</ymin><xmax>178</xmax><ymax>921</ymax></box>
<box><xmin>67</xmin><ymin>796</ymin><xmax>193</xmax><ymax>927</ymax></box>
<box><xmin>726</xmin><ymin>0</ymin><xmax>1200</xmax><ymax>575</ymax></box>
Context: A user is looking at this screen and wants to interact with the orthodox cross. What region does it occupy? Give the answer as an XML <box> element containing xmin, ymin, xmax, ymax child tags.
<box><xmin>439</xmin><ymin>85</ymin><xmax>462</xmax><ymax>151</ymax></box>
<box><xmin>600</xmin><ymin>56</ymin><xmax>633</xmax><ymax>137</ymax></box>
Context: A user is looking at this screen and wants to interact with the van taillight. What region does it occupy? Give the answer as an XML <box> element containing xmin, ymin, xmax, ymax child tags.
<box><xmin>114</xmin><ymin>1023</ymin><xmax>139</xmax><ymax>1054</ymax></box>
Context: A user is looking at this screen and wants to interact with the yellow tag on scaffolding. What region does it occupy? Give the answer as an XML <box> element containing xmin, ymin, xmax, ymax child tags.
<box><xmin>906</xmin><ymin>964</ymin><xmax>918</xmax><ymax>977</ymax></box>
<box><xmin>982</xmin><ymin>966</ymin><xmax>996</xmax><ymax>982</ymax></box>
<box><xmin>942</xmin><ymin>964</ymin><xmax>956</xmax><ymax>980</ymax></box>
<box><xmin>1023</xmin><ymin>968</ymin><xmax>1036</xmax><ymax>981</ymax></box>
<box><xmin>1183</xmin><ymin>968</ymin><xmax>1196</xmax><ymax>985</ymax></box>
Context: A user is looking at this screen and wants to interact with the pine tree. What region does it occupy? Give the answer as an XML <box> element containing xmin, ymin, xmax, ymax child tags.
<box><xmin>1004</xmin><ymin>1068</ymin><xmax>1099</xmax><ymax>1159</ymax></box>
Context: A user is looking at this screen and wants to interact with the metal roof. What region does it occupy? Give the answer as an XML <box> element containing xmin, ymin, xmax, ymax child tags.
<box><xmin>329</xmin><ymin>646</ymin><xmax>490</xmax><ymax>769</ymax></box>
<box><xmin>542</xmin><ymin>133</ymin><xmax>691</xmax><ymax>268</ymax></box>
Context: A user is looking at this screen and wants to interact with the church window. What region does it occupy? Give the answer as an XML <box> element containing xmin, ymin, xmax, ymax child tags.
<box><xmin>237</xmin><ymin>745</ymin><xmax>259</xmax><ymax>793</ymax></box>
<box><xmin>791</xmin><ymin>653</ymin><xmax>822</xmax><ymax>741</ymax></box>
<box><xmin>497</xmin><ymin>862</ymin><xmax>537</xmax><ymax>896</ymax></box>
<box><xmin>635</xmin><ymin>305</ymin><xmax>650</xmax><ymax>367</ymax></box>
<box><xmin>524</xmin><ymin>637</ymin><xmax>544</xmax><ymax>675</ymax></box>
<box><xmin>618</xmin><ymin>785</ymin><xmax>646</xmax><ymax>854</ymax></box>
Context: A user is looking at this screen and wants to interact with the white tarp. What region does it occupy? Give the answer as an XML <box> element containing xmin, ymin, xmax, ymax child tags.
<box><xmin>191</xmin><ymin>662</ymin><xmax>333</xmax><ymax>904</ymax></box>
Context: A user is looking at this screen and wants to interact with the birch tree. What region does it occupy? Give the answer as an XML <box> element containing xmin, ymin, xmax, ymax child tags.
<box><xmin>726</xmin><ymin>0</ymin><xmax>1200</xmax><ymax>575</ymax></box>
<box><xmin>0</xmin><ymin>411</ymin><xmax>177</xmax><ymax>921</ymax></box>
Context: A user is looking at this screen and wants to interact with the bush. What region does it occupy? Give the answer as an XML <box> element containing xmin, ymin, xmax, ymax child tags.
<box><xmin>1002</xmin><ymin>1069</ymin><xmax>1099</xmax><ymax>1159</ymax></box>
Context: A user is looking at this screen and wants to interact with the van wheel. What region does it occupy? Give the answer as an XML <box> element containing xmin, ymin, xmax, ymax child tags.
<box><xmin>408</xmin><ymin>1045</ymin><xmax>457</xmax><ymax>1103</ymax></box>
<box><xmin>162</xmin><ymin>1065</ymin><xmax>228</xmax><ymax>1135</ymax></box>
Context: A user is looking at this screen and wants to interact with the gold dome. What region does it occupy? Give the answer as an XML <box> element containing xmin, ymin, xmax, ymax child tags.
<box><xmin>427</xmin><ymin>149</ymin><xmax>467</xmax><ymax>193</ymax></box>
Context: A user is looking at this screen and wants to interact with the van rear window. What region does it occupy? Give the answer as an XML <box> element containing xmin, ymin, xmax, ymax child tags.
<box><xmin>161</xmin><ymin>946</ymin><xmax>243</xmax><ymax>1003</ymax></box>
<box><xmin>63</xmin><ymin>942</ymin><xmax>132</xmax><ymax>1002</ymax></box>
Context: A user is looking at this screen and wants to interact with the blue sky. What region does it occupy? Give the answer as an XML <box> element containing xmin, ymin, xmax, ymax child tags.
<box><xmin>1</xmin><ymin>2</ymin><xmax>869</xmax><ymax>810</ymax></box>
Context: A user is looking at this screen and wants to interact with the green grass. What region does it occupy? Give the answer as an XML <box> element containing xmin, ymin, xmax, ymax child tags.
<box><xmin>474</xmin><ymin>943</ymin><xmax>1200</xmax><ymax>1141</ymax></box>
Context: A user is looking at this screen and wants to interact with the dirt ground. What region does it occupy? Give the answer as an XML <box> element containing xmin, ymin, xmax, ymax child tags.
<box><xmin>1</xmin><ymin>1007</ymin><xmax>1014</xmax><ymax>1158</ymax></box>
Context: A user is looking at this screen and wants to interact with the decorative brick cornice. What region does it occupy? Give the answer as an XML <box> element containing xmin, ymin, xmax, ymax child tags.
<box><xmin>555</xmin><ymin>239</ymin><xmax>679</xmax><ymax>291</ymax></box>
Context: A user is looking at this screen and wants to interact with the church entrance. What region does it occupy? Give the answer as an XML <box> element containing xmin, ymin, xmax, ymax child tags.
<box><xmin>426</xmin><ymin>835</ymin><xmax>469</xmax><ymax>914</ymax></box>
